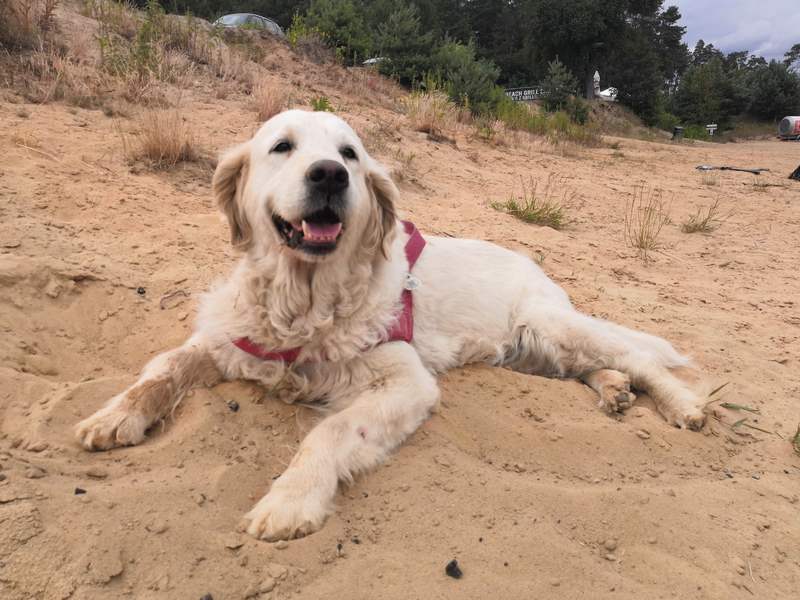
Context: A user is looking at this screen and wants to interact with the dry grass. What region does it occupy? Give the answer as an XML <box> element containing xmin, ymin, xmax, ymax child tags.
<box><xmin>252</xmin><ymin>80</ymin><xmax>288</xmax><ymax>122</ymax></box>
<box><xmin>624</xmin><ymin>184</ymin><xmax>672</xmax><ymax>260</ymax></box>
<box><xmin>1</xmin><ymin>0</ymin><xmax>59</xmax><ymax>49</ymax></box>
<box><xmin>491</xmin><ymin>174</ymin><xmax>579</xmax><ymax>230</ymax></box>
<box><xmin>700</xmin><ymin>172</ymin><xmax>719</xmax><ymax>186</ymax></box>
<box><xmin>81</xmin><ymin>0</ymin><xmax>139</xmax><ymax>40</ymax></box>
<box><xmin>403</xmin><ymin>90</ymin><xmax>458</xmax><ymax>137</ymax></box>
<box><xmin>123</xmin><ymin>108</ymin><xmax>199</xmax><ymax>169</ymax></box>
<box><xmin>360</xmin><ymin>121</ymin><xmax>396</xmax><ymax>156</ymax></box>
<box><xmin>681</xmin><ymin>198</ymin><xmax>727</xmax><ymax>234</ymax></box>
<box><xmin>751</xmin><ymin>177</ymin><xmax>769</xmax><ymax>193</ymax></box>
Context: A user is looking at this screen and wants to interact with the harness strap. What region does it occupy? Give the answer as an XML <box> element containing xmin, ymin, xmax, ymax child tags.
<box><xmin>233</xmin><ymin>220</ymin><xmax>426</xmax><ymax>363</ymax></box>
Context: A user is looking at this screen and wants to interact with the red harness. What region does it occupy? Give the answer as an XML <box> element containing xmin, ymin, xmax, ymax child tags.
<box><xmin>232</xmin><ymin>221</ymin><xmax>426</xmax><ymax>364</ymax></box>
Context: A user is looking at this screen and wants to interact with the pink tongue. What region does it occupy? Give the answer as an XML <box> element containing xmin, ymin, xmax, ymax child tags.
<box><xmin>301</xmin><ymin>220</ymin><xmax>342</xmax><ymax>242</ymax></box>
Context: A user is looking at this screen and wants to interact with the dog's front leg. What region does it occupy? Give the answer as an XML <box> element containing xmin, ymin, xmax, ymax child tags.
<box><xmin>241</xmin><ymin>342</ymin><xmax>439</xmax><ymax>541</ymax></box>
<box><xmin>75</xmin><ymin>334</ymin><xmax>221</xmax><ymax>450</ymax></box>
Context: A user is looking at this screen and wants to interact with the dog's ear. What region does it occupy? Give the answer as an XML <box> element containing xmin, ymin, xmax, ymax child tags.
<box><xmin>212</xmin><ymin>142</ymin><xmax>252</xmax><ymax>250</ymax></box>
<box><xmin>366</xmin><ymin>163</ymin><xmax>399</xmax><ymax>258</ymax></box>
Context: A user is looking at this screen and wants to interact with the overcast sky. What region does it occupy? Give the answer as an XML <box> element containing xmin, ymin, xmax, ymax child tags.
<box><xmin>669</xmin><ymin>0</ymin><xmax>798</xmax><ymax>60</ymax></box>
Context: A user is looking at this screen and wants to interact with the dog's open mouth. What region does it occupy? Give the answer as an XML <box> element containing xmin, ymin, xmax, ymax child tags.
<box><xmin>272</xmin><ymin>206</ymin><xmax>344</xmax><ymax>255</ymax></box>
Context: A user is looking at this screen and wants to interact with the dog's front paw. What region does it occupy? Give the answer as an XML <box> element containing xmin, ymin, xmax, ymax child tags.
<box><xmin>240</xmin><ymin>473</ymin><xmax>333</xmax><ymax>541</ymax></box>
<box><xmin>75</xmin><ymin>396</ymin><xmax>149</xmax><ymax>451</ymax></box>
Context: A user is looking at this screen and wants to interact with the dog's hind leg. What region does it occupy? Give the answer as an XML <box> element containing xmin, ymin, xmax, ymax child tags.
<box><xmin>75</xmin><ymin>334</ymin><xmax>221</xmax><ymax>450</ymax></box>
<box><xmin>506</xmin><ymin>306</ymin><xmax>706</xmax><ymax>430</ymax></box>
<box><xmin>240</xmin><ymin>342</ymin><xmax>439</xmax><ymax>541</ymax></box>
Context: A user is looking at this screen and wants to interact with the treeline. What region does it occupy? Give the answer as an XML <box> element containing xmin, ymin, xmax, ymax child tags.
<box><xmin>156</xmin><ymin>0</ymin><xmax>800</xmax><ymax>129</ymax></box>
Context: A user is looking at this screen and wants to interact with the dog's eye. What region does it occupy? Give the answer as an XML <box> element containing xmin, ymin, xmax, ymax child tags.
<box><xmin>340</xmin><ymin>146</ymin><xmax>357</xmax><ymax>161</ymax></box>
<box><xmin>271</xmin><ymin>141</ymin><xmax>292</xmax><ymax>153</ymax></box>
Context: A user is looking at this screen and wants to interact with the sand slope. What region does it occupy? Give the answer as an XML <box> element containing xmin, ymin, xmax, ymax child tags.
<box><xmin>2</xmin><ymin>43</ymin><xmax>800</xmax><ymax>600</ymax></box>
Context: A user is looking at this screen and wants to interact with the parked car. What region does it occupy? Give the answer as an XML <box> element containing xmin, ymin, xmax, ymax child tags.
<box><xmin>213</xmin><ymin>13</ymin><xmax>284</xmax><ymax>37</ymax></box>
<box><xmin>598</xmin><ymin>87</ymin><xmax>618</xmax><ymax>102</ymax></box>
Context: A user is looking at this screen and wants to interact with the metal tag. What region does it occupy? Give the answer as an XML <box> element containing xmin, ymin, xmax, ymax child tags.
<box><xmin>404</xmin><ymin>273</ymin><xmax>420</xmax><ymax>291</ymax></box>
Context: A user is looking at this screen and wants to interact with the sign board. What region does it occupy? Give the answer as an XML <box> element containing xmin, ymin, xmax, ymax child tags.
<box><xmin>706</xmin><ymin>123</ymin><xmax>718</xmax><ymax>136</ymax></box>
<box><xmin>505</xmin><ymin>86</ymin><xmax>544</xmax><ymax>102</ymax></box>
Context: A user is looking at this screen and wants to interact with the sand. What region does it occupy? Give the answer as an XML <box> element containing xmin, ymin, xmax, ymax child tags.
<box><xmin>2</xmin><ymin>21</ymin><xmax>800</xmax><ymax>600</ymax></box>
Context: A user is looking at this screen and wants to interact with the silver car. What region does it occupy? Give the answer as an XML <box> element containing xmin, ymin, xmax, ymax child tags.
<box><xmin>213</xmin><ymin>13</ymin><xmax>284</xmax><ymax>37</ymax></box>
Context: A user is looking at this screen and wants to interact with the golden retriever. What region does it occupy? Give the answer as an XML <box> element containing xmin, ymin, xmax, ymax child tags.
<box><xmin>75</xmin><ymin>110</ymin><xmax>706</xmax><ymax>541</ymax></box>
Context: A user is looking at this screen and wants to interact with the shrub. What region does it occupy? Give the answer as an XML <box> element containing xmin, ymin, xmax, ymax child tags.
<box><xmin>286</xmin><ymin>13</ymin><xmax>332</xmax><ymax>63</ymax></box>
<box><xmin>564</xmin><ymin>95</ymin><xmax>589</xmax><ymax>124</ymax></box>
<box><xmin>125</xmin><ymin>108</ymin><xmax>199</xmax><ymax>169</ymax></box>
<box><xmin>403</xmin><ymin>90</ymin><xmax>457</xmax><ymax>136</ymax></box>
<box><xmin>1</xmin><ymin>0</ymin><xmax>59</xmax><ymax>50</ymax></box>
<box><xmin>683</xmin><ymin>124</ymin><xmax>710</xmax><ymax>140</ymax></box>
<box><xmin>656</xmin><ymin>110</ymin><xmax>680</xmax><ymax>132</ymax></box>
<box><xmin>81</xmin><ymin>0</ymin><xmax>139</xmax><ymax>40</ymax></box>
<box><xmin>252</xmin><ymin>81</ymin><xmax>288</xmax><ymax>121</ymax></box>
<box><xmin>310</xmin><ymin>96</ymin><xmax>333</xmax><ymax>111</ymax></box>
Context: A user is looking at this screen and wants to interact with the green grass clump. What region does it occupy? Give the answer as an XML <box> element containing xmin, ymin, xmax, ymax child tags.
<box><xmin>491</xmin><ymin>174</ymin><xmax>577</xmax><ymax>230</ymax></box>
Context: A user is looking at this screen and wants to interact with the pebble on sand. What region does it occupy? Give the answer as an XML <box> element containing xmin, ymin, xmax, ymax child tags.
<box><xmin>445</xmin><ymin>559</ymin><xmax>463</xmax><ymax>579</ymax></box>
<box><xmin>25</xmin><ymin>467</ymin><xmax>46</xmax><ymax>479</ymax></box>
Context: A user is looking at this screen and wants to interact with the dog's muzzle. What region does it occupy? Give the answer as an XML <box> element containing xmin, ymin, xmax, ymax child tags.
<box><xmin>272</xmin><ymin>160</ymin><xmax>348</xmax><ymax>255</ymax></box>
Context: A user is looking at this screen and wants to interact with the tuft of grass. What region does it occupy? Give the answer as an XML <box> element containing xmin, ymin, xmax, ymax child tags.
<box><xmin>681</xmin><ymin>198</ymin><xmax>727</xmax><ymax>234</ymax></box>
<box><xmin>124</xmin><ymin>108</ymin><xmax>199</xmax><ymax>169</ymax></box>
<box><xmin>252</xmin><ymin>81</ymin><xmax>288</xmax><ymax>122</ymax></box>
<box><xmin>403</xmin><ymin>90</ymin><xmax>458</xmax><ymax>137</ymax></box>
<box><xmin>491</xmin><ymin>174</ymin><xmax>578</xmax><ymax>230</ymax></box>
<box><xmin>624</xmin><ymin>184</ymin><xmax>671</xmax><ymax>260</ymax></box>
<box><xmin>700</xmin><ymin>172</ymin><xmax>719</xmax><ymax>186</ymax></box>
<box><xmin>752</xmin><ymin>177</ymin><xmax>769</xmax><ymax>193</ymax></box>
<box><xmin>310</xmin><ymin>96</ymin><xmax>333</xmax><ymax>112</ymax></box>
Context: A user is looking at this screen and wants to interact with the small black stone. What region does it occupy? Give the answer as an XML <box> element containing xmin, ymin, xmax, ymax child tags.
<box><xmin>75</xmin><ymin>487</ymin><xmax>86</xmax><ymax>495</ymax></box>
<box><xmin>351</xmin><ymin>536</ymin><xmax>360</xmax><ymax>545</ymax></box>
<box><xmin>200</xmin><ymin>595</ymin><xmax>214</xmax><ymax>600</ymax></box>
<box><xmin>478</xmin><ymin>537</ymin><xmax>483</xmax><ymax>543</ymax></box>
<box><xmin>445</xmin><ymin>559</ymin><xmax>462</xmax><ymax>579</ymax></box>
<box><xmin>227</xmin><ymin>400</ymin><xmax>239</xmax><ymax>412</ymax></box>
<box><xmin>337</xmin><ymin>543</ymin><xmax>343</xmax><ymax>552</ymax></box>
<box><xmin>136</xmin><ymin>287</ymin><xmax>146</xmax><ymax>296</ymax></box>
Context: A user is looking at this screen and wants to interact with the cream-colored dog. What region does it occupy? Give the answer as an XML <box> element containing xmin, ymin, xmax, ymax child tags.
<box><xmin>76</xmin><ymin>110</ymin><xmax>706</xmax><ymax>541</ymax></box>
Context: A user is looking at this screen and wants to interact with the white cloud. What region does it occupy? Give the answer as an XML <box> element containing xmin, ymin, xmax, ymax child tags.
<box><xmin>669</xmin><ymin>0</ymin><xmax>799</xmax><ymax>60</ymax></box>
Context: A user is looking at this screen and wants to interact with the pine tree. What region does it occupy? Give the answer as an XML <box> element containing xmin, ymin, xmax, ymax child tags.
<box><xmin>541</xmin><ymin>58</ymin><xmax>577</xmax><ymax>112</ymax></box>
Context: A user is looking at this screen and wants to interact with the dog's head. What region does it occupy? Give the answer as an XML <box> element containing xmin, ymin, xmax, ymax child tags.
<box><xmin>212</xmin><ymin>110</ymin><xmax>397</xmax><ymax>262</ymax></box>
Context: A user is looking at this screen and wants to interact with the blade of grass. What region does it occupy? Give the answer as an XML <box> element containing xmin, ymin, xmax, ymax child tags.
<box><xmin>720</xmin><ymin>402</ymin><xmax>760</xmax><ymax>413</ymax></box>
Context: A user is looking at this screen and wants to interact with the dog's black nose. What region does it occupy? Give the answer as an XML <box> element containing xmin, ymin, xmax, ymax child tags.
<box><xmin>306</xmin><ymin>160</ymin><xmax>349</xmax><ymax>194</ymax></box>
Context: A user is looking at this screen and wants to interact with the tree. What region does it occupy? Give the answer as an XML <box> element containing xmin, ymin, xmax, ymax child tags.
<box><xmin>302</xmin><ymin>0</ymin><xmax>370</xmax><ymax>64</ymax></box>
<box><xmin>606</xmin><ymin>28</ymin><xmax>663</xmax><ymax>124</ymax></box>
<box><xmin>747</xmin><ymin>61</ymin><xmax>800</xmax><ymax>120</ymax></box>
<box><xmin>373</xmin><ymin>2</ymin><xmax>433</xmax><ymax>85</ymax></box>
<box><xmin>541</xmin><ymin>57</ymin><xmax>578</xmax><ymax>111</ymax></box>
<box><xmin>672</xmin><ymin>58</ymin><xmax>729</xmax><ymax>126</ymax></box>
<box><xmin>785</xmin><ymin>43</ymin><xmax>800</xmax><ymax>72</ymax></box>
<box><xmin>431</xmin><ymin>40</ymin><xmax>501</xmax><ymax>111</ymax></box>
